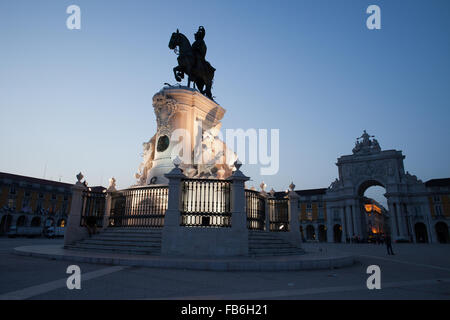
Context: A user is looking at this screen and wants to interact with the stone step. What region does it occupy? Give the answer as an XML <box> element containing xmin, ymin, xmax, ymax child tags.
<box><xmin>66</xmin><ymin>243</ymin><xmax>161</xmax><ymax>254</ymax></box>
<box><xmin>248</xmin><ymin>244</ymin><xmax>299</xmax><ymax>250</ymax></box>
<box><xmin>249</xmin><ymin>252</ymin><xmax>303</xmax><ymax>257</ymax></box>
<box><xmin>81</xmin><ymin>239</ymin><xmax>161</xmax><ymax>247</ymax></box>
<box><xmin>65</xmin><ymin>245</ymin><xmax>160</xmax><ymax>255</ymax></box>
<box><xmin>85</xmin><ymin>236</ymin><xmax>161</xmax><ymax>243</ymax></box>
<box><xmin>100</xmin><ymin>229</ymin><xmax>162</xmax><ymax>235</ymax></box>
<box><xmin>93</xmin><ymin>234</ymin><xmax>162</xmax><ymax>240</ymax></box>
<box><xmin>248</xmin><ymin>231</ymin><xmax>304</xmax><ymax>257</ymax></box>
<box><xmin>248</xmin><ymin>238</ymin><xmax>291</xmax><ymax>244</ymax></box>
<box><xmin>249</xmin><ymin>246</ymin><xmax>303</xmax><ymax>252</ymax></box>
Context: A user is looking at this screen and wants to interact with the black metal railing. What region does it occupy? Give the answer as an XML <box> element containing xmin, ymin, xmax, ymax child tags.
<box><xmin>268</xmin><ymin>198</ymin><xmax>289</xmax><ymax>231</ymax></box>
<box><xmin>245</xmin><ymin>190</ymin><xmax>266</xmax><ymax>230</ymax></box>
<box><xmin>180</xmin><ymin>179</ymin><xmax>231</xmax><ymax>227</ymax></box>
<box><xmin>109</xmin><ymin>185</ymin><xmax>168</xmax><ymax>228</ymax></box>
<box><xmin>80</xmin><ymin>189</ymin><xmax>106</xmax><ymax>227</ymax></box>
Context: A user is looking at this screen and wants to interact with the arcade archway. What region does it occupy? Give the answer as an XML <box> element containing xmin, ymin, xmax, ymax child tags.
<box><xmin>31</xmin><ymin>217</ymin><xmax>41</xmax><ymax>227</ymax></box>
<box><xmin>16</xmin><ymin>215</ymin><xmax>27</xmax><ymax>227</ymax></box>
<box><xmin>0</xmin><ymin>215</ymin><xmax>12</xmax><ymax>234</ymax></box>
<box><xmin>333</xmin><ymin>224</ymin><xmax>342</xmax><ymax>243</ymax></box>
<box><xmin>435</xmin><ymin>222</ymin><xmax>449</xmax><ymax>244</ymax></box>
<box><xmin>318</xmin><ymin>225</ymin><xmax>327</xmax><ymax>242</ymax></box>
<box><xmin>414</xmin><ymin>223</ymin><xmax>428</xmax><ymax>243</ymax></box>
<box><xmin>306</xmin><ymin>225</ymin><xmax>315</xmax><ymax>241</ymax></box>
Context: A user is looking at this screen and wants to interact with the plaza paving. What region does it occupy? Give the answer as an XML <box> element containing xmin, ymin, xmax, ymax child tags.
<box><xmin>0</xmin><ymin>237</ymin><xmax>449</xmax><ymax>300</ymax></box>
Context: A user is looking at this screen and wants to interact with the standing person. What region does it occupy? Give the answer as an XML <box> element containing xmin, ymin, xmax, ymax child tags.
<box><xmin>385</xmin><ymin>233</ymin><xmax>395</xmax><ymax>255</ymax></box>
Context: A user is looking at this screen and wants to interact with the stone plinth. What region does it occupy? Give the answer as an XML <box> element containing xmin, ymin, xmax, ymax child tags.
<box><xmin>136</xmin><ymin>86</ymin><xmax>237</xmax><ymax>186</ymax></box>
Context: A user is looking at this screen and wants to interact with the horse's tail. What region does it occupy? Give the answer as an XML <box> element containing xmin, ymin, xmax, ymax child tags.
<box><xmin>206</xmin><ymin>62</ymin><xmax>215</xmax><ymax>83</ymax></box>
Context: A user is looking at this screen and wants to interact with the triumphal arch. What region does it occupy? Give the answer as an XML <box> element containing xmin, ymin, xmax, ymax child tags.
<box><xmin>325</xmin><ymin>131</ymin><xmax>430</xmax><ymax>242</ymax></box>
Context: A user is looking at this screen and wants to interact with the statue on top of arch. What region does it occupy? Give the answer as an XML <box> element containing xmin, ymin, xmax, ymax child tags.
<box><xmin>352</xmin><ymin>130</ymin><xmax>381</xmax><ymax>155</ymax></box>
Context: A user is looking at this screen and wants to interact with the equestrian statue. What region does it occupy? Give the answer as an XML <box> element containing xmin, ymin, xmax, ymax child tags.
<box><xmin>168</xmin><ymin>26</ymin><xmax>216</xmax><ymax>99</ymax></box>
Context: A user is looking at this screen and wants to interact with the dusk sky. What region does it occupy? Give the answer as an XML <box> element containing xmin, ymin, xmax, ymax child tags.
<box><xmin>1</xmin><ymin>0</ymin><xmax>449</xmax><ymax>205</ymax></box>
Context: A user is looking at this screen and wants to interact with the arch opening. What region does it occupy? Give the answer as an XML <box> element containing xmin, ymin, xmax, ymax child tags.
<box><xmin>31</xmin><ymin>217</ymin><xmax>41</xmax><ymax>227</ymax></box>
<box><xmin>358</xmin><ymin>181</ymin><xmax>389</xmax><ymax>242</ymax></box>
<box><xmin>333</xmin><ymin>224</ymin><xmax>342</xmax><ymax>243</ymax></box>
<box><xmin>435</xmin><ymin>222</ymin><xmax>449</xmax><ymax>244</ymax></box>
<box><xmin>306</xmin><ymin>225</ymin><xmax>315</xmax><ymax>241</ymax></box>
<box><xmin>318</xmin><ymin>225</ymin><xmax>327</xmax><ymax>242</ymax></box>
<box><xmin>414</xmin><ymin>222</ymin><xmax>428</xmax><ymax>243</ymax></box>
<box><xmin>16</xmin><ymin>215</ymin><xmax>27</xmax><ymax>227</ymax></box>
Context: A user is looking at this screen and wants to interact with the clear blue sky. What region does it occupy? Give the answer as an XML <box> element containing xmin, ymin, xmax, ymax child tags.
<box><xmin>1</xmin><ymin>0</ymin><xmax>449</xmax><ymax>200</ymax></box>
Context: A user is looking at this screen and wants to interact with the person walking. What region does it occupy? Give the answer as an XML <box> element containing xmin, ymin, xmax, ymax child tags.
<box><xmin>385</xmin><ymin>234</ymin><xmax>395</xmax><ymax>255</ymax></box>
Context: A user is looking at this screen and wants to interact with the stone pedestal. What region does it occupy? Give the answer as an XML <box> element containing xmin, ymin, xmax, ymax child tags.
<box><xmin>161</xmin><ymin>162</ymin><xmax>250</xmax><ymax>257</ymax></box>
<box><xmin>64</xmin><ymin>182</ymin><xmax>87</xmax><ymax>246</ymax></box>
<box><xmin>161</xmin><ymin>165</ymin><xmax>185</xmax><ymax>255</ymax></box>
<box><xmin>137</xmin><ymin>86</ymin><xmax>236</xmax><ymax>186</ymax></box>
<box><xmin>275</xmin><ymin>190</ymin><xmax>302</xmax><ymax>246</ymax></box>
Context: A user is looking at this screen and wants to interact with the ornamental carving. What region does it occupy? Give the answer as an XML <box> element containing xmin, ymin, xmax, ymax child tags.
<box><xmin>152</xmin><ymin>92</ymin><xmax>178</xmax><ymax>133</ymax></box>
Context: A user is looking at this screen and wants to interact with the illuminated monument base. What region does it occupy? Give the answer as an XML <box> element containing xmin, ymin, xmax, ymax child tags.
<box><xmin>135</xmin><ymin>86</ymin><xmax>237</xmax><ymax>186</ymax></box>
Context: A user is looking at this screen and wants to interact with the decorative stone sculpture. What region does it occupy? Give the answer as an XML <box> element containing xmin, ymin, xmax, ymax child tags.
<box><xmin>289</xmin><ymin>182</ymin><xmax>296</xmax><ymax>191</ymax></box>
<box><xmin>107</xmin><ymin>177</ymin><xmax>117</xmax><ymax>192</ymax></box>
<box><xmin>352</xmin><ymin>130</ymin><xmax>381</xmax><ymax>155</ymax></box>
<box><xmin>76</xmin><ymin>172</ymin><xmax>83</xmax><ymax>183</ymax></box>
<box><xmin>260</xmin><ymin>182</ymin><xmax>267</xmax><ymax>192</ymax></box>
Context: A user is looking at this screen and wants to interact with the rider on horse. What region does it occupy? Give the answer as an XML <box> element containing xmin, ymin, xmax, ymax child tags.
<box><xmin>192</xmin><ymin>26</ymin><xmax>207</xmax><ymax>63</ymax></box>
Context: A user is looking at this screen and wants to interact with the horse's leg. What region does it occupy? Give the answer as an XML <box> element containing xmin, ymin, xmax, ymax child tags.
<box><xmin>173</xmin><ymin>66</ymin><xmax>182</xmax><ymax>82</ymax></box>
<box><xmin>205</xmin><ymin>82</ymin><xmax>212</xmax><ymax>98</ymax></box>
<box><xmin>197</xmin><ymin>80</ymin><xmax>205</xmax><ymax>94</ymax></box>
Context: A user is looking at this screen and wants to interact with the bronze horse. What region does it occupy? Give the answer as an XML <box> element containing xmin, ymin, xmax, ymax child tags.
<box><xmin>169</xmin><ymin>29</ymin><xmax>215</xmax><ymax>99</ymax></box>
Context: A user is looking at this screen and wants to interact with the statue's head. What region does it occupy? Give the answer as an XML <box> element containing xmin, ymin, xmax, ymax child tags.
<box><xmin>195</xmin><ymin>26</ymin><xmax>205</xmax><ymax>40</ymax></box>
<box><xmin>168</xmin><ymin>29</ymin><xmax>180</xmax><ymax>49</ymax></box>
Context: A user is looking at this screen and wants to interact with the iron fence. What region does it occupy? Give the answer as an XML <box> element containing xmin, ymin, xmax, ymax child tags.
<box><xmin>268</xmin><ymin>198</ymin><xmax>289</xmax><ymax>231</ymax></box>
<box><xmin>245</xmin><ymin>190</ymin><xmax>266</xmax><ymax>230</ymax></box>
<box><xmin>109</xmin><ymin>185</ymin><xmax>168</xmax><ymax>228</ymax></box>
<box><xmin>80</xmin><ymin>189</ymin><xmax>106</xmax><ymax>227</ymax></box>
<box><xmin>180</xmin><ymin>179</ymin><xmax>231</xmax><ymax>227</ymax></box>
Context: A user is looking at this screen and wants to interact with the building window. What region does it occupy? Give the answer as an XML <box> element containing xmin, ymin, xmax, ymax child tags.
<box><xmin>8</xmin><ymin>198</ymin><xmax>16</xmax><ymax>208</ymax></box>
<box><xmin>9</xmin><ymin>185</ymin><xmax>16</xmax><ymax>195</ymax></box>
<box><xmin>306</xmin><ymin>203</ymin><xmax>312</xmax><ymax>210</ymax></box>
<box><xmin>62</xmin><ymin>203</ymin><xmax>68</xmax><ymax>214</ymax></box>
<box><xmin>318</xmin><ymin>208</ymin><xmax>324</xmax><ymax>219</ymax></box>
<box><xmin>52</xmin><ymin>194</ymin><xmax>56</xmax><ymax>200</ymax></box>
<box><xmin>39</xmin><ymin>193</ymin><xmax>44</xmax><ymax>199</ymax></box>
<box><xmin>414</xmin><ymin>206</ymin><xmax>422</xmax><ymax>217</ymax></box>
<box><xmin>435</xmin><ymin>205</ymin><xmax>443</xmax><ymax>217</ymax></box>
<box><xmin>433</xmin><ymin>195</ymin><xmax>441</xmax><ymax>203</ymax></box>
<box><xmin>36</xmin><ymin>199</ymin><xmax>43</xmax><ymax>211</ymax></box>
<box><xmin>23</xmin><ymin>197</ymin><xmax>30</xmax><ymax>208</ymax></box>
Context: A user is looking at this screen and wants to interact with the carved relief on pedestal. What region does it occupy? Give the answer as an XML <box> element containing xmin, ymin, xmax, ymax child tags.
<box><xmin>189</xmin><ymin>122</ymin><xmax>237</xmax><ymax>179</ymax></box>
<box><xmin>135</xmin><ymin>135</ymin><xmax>157</xmax><ymax>185</ymax></box>
<box><xmin>153</xmin><ymin>92</ymin><xmax>179</xmax><ymax>136</ymax></box>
